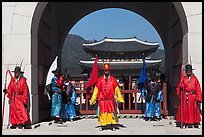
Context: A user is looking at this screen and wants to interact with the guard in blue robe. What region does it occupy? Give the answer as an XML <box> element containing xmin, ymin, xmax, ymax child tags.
<box><xmin>51</xmin><ymin>68</ymin><xmax>63</xmax><ymax>123</ymax></box>
<box><xmin>61</xmin><ymin>74</ymin><xmax>77</xmax><ymax>122</ymax></box>
<box><xmin>154</xmin><ymin>89</ymin><xmax>163</xmax><ymax>119</ymax></box>
<box><xmin>143</xmin><ymin>75</ymin><xmax>162</xmax><ymax>121</ymax></box>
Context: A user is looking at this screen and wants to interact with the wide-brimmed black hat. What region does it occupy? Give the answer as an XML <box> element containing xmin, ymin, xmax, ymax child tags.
<box><xmin>52</xmin><ymin>68</ymin><xmax>61</xmax><ymax>74</ymax></box>
<box><xmin>185</xmin><ymin>64</ymin><xmax>195</xmax><ymax>71</ymax></box>
<box><xmin>12</xmin><ymin>66</ymin><xmax>24</xmax><ymax>74</ymax></box>
<box><xmin>64</xmin><ymin>72</ymin><xmax>71</xmax><ymax>81</ymax></box>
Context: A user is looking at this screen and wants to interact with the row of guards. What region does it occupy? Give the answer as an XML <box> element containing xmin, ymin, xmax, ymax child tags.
<box><xmin>2</xmin><ymin>55</ymin><xmax>201</xmax><ymax>130</ymax></box>
<box><xmin>69</xmin><ymin>54</ymin><xmax>168</xmax><ymax>130</ymax></box>
<box><xmin>1</xmin><ymin>55</ymin><xmax>167</xmax><ymax>130</ymax></box>
<box><xmin>43</xmin><ymin>54</ymin><xmax>168</xmax><ymax>130</ymax></box>
<box><xmin>84</xmin><ymin>54</ymin><xmax>166</xmax><ymax>114</ymax></box>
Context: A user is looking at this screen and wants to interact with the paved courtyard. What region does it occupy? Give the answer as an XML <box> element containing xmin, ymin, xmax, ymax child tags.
<box><xmin>2</xmin><ymin>115</ymin><xmax>202</xmax><ymax>135</ymax></box>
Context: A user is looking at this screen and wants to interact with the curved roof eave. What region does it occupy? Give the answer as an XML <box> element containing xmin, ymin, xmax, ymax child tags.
<box><xmin>83</xmin><ymin>38</ymin><xmax>159</xmax><ymax>47</ymax></box>
<box><xmin>79</xmin><ymin>59</ymin><xmax>162</xmax><ymax>64</ymax></box>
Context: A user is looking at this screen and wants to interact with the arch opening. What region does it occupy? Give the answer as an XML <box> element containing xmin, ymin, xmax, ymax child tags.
<box><xmin>31</xmin><ymin>2</ymin><xmax>188</xmax><ymax>122</ymax></box>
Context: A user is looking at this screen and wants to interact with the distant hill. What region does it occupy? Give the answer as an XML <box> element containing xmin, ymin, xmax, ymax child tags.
<box><xmin>61</xmin><ymin>34</ymin><xmax>92</xmax><ymax>76</ymax></box>
<box><xmin>61</xmin><ymin>34</ymin><xmax>165</xmax><ymax>76</ymax></box>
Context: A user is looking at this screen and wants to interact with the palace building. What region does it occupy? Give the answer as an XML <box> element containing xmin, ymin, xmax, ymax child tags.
<box><xmin>79</xmin><ymin>37</ymin><xmax>162</xmax><ymax>77</ymax></box>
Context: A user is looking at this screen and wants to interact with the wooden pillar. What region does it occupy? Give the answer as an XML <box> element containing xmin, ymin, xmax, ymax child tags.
<box><xmin>128</xmin><ymin>75</ymin><xmax>131</xmax><ymax>90</ymax></box>
<box><xmin>128</xmin><ymin>75</ymin><xmax>132</xmax><ymax>110</ymax></box>
<box><xmin>80</xmin><ymin>93</ymin><xmax>82</xmax><ymax>112</ymax></box>
<box><xmin>162</xmin><ymin>82</ymin><xmax>168</xmax><ymax>116</ymax></box>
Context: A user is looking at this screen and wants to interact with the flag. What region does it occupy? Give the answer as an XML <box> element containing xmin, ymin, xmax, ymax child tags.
<box><xmin>44</xmin><ymin>56</ymin><xmax>58</xmax><ymax>100</ymax></box>
<box><xmin>46</xmin><ymin>56</ymin><xmax>58</xmax><ymax>86</ymax></box>
<box><xmin>86</xmin><ymin>55</ymin><xmax>99</xmax><ymax>98</ymax></box>
<box><xmin>137</xmin><ymin>54</ymin><xmax>148</xmax><ymax>89</ymax></box>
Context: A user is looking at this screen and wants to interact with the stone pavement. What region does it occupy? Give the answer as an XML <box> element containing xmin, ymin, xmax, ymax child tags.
<box><xmin>2</xmin><ymin>115</ymin><xmax>202</xmax><ymax>135</ymax></box>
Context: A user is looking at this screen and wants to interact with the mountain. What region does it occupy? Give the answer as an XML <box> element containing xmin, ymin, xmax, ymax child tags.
<box><xmin>61</xmin><ymin>34</ymin><xmax>92</xmax><ymax>76</ymax></box>
<box><xmin>61</xmin><ymin>34</ymin><xmax>165</xmax><ymax>76</ymax></box>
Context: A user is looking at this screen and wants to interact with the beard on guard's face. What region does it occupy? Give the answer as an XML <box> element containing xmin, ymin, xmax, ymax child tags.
<box><xmin>15</xmin><ymin>73</ymin><xmax>20</xmax><ymax>78</ymax></box>
<box><xmin>104</xmin><ymin>70</ymin><xmax>110</xmax><ymax>78</ymax></box>
<box><xmin>186</xmin><ymin>71</ymin><xmax>192</xmax><ymax>77</ymax></box>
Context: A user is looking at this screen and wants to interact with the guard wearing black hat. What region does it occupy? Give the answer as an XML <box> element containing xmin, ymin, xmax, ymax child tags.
<box><xmin>50</xmin><ymin>67</ymin><xmax>64</xmax><ymax>123</ymax></box>
<box><xmin>185</xmin><ymin>64</ymin><xmax>193</xmax><ymax>77</ymax></box>
<box><xmin>3</xmin><ymin>66</ymin><xmax>31</xmax><ymax>129</ymax></box>
<box><xmin>143</xmin><ymin>71</ymin><xmax>162</xmax><ymax>121</ymax></box>
<box><xmin>12</xmin><ymin>66</ymin><xmax>24</xmax><ymax>74</ymax></box>
<box><xmin>61</xmin><ymin>71</ymin><xmax>77</xmax><ymax>122</ymax></box>
<box><xmin>176</xmin><ymin>64</ymin><xmax>202</xmax><ymax>128</ymax></box>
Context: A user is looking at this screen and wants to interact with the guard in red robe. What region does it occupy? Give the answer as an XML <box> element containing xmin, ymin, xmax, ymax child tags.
<box><xmin>90</xmin><ymin>63</ymin><xmax>124</xmax><ymax>131</ymax></box>
<box><xmin>176</xmin><ymin>64</ymin><xmax>202</xmax><ymax>128</ymax></box>
<box><xmin>3</xmin><ymin>66</ymin><xmax>31</xmax><ymax>129</ymax></box>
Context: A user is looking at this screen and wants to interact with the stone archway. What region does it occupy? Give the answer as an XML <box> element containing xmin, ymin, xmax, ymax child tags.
<box><xmin>32</xmin><ymin>2</ymin><xmax>189</xmax><ymax>122</ymax></box>
<box><xmin>2</xmin><ymin>2</ymin><xmax>201</xmax><ymax>125</ymax></box>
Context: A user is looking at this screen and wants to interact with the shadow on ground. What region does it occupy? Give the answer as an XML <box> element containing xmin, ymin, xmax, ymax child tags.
<box><xmin>95</xmin><ymin>124</ymin><xmax>126</xmax><ymax>130</ymax></box>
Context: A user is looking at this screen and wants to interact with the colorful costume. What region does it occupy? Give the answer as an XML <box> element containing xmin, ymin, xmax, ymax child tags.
<box><xmin>176</xmin><ymin>74</ymin><xmax>202</xmax><ymax>126</ymax></box>
<box><xmin>51</xmin><ymin>71</ymin><xmax>63</xmax><ymax>118</ymax></box>
<box><xmin>90</xmin><ymin>75</ymin><xmax>124</xmax><ymax>127</ymax></box>
<box><xmin>61</xmin><ymin>82</ymin><xmax>77</xmax><ymax>121</ymax></box>
<box><xmin>6</xmin><ymin>67</ymin><xmax>31</xmax><ymax>128</ymax></box>
<box><xmin>154</xmin><ymin>89</ymin><xmax>163</xmax><ymax>118</ymax></box>
<box><xmin>143</xmin><ymin>80</ymin><xmax>162</xmax><ymax>120</ymax></box>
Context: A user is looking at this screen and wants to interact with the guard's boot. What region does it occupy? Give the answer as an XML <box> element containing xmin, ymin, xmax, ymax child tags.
<box><xmin>158</xmin><ymin>116</ymin><xmax>162</xmax><ymax>121</ymax></box>
<box><xmin>99</xmin><ymin>126</ymin><xmax>105</xmax><ymax>131</ymax></box>
<box><xmin>187</xmin><ymin>124</ymin><xmax>193</xmax><ymax>128</ymax></box>
<box><xmin>194</xmin><ymin>123</ymin><xmax>199</xmax><ymax>128</ymax></box>
<box><xmin>24</xmin><ymin>124</ymin><xmax>32</xmax><ymax>129</ymax></box>
<box><xmin>111</xmin><ymin>127</ymin><xmax>116</xmax><ymax>131</ymax></box>
<box><xmin>10</xmin><ymin>124</ymin><xmax>17</xmax><ymax>129</ymax></box>
<box><xmin>54</xmin><ymin>117</ymin><xmax>60</xmax><ymax>123</ymax></box>
<box><xmin>144</xmin><ymin>117</ymin><xmax>149</xmax><ymax>121</ymax></box>
<box><xmin>17</xmin><ymin>124</ymin><xmax>23</xmax><ymax>129</ymax></box>
<box><xmin>150</xmin><ymin>117</ymin><xmax>154</xmax><ymax>121</ymax></box>
<box><xmin>58</xmin><ymin>119</ymin><xmax>63</xmax><ymax>124</ymax></box>
<box><xmin>111</xmin><ymin>125</ymin><xmax>116</xmax><ymax>131</ymax></box>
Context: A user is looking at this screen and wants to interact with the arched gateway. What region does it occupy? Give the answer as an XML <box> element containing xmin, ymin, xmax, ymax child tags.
<box><xmin>2</xmin><ymin>2</ymin><xmax>202</xmax><ymax>125</ymax></box>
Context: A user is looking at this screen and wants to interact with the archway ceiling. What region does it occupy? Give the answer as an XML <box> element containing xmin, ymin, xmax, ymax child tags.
<box><xmin>54</xmin><ymin>2</ymin><xmax>170</xmax><ymax>49</ymax></box>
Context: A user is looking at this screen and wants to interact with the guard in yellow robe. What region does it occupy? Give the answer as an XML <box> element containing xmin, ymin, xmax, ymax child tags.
<box><xmin>90</xmin><ymin>63</ymin><xmax>124</xmax><ymax>131</ymax></box>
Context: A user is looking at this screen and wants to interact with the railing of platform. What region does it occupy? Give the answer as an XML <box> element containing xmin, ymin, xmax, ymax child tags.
<box><xmin>73</xmin><ymin>81</ymin><xmax>168</xmax><ymax>116</ymax></box>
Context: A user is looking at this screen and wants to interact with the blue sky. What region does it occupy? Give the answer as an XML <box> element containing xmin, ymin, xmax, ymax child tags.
<box><xmin>69</xmin><ymin>8</ymin><xmax>164</xmax><ymax>49</ymax></box>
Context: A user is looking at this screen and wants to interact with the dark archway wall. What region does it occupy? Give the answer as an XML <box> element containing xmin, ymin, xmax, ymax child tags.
<box><xmin>34</xmin><ymin>3</ymin><xmax>60</xmax><ymax>121</ymax></box>
<box><xmin>34</xmin><ymin>2</ymin><xmax>187</xmax><ymax>122</ymax></box>
<box><xmin>166</xmin><ymin>3</ymin><xmax>188</xmax><ymax>115</ymax></box>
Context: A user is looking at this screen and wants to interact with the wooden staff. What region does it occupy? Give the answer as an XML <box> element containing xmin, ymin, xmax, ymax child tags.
<box><xmin>2</xmin><ymin>70</ymin><xmax>8</xmax><ymax>128</ymax></box>
<box><xmin>180</xmin><ymin>85</ymin><xmax>183</xmax><ymax>128</ymax></box>
<box><xmin>180</xmin><ymin>66</ymin><xmax>184</xmax><ymax>129</ymax></box>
